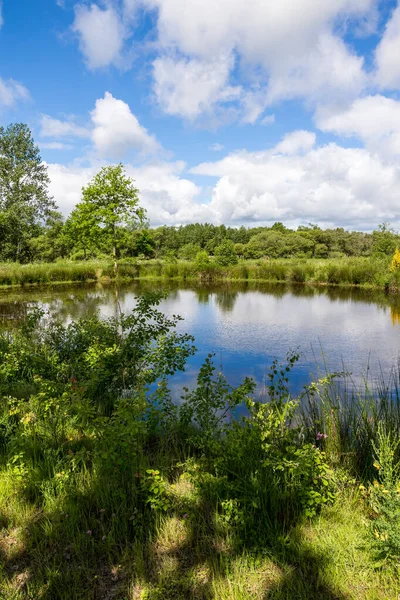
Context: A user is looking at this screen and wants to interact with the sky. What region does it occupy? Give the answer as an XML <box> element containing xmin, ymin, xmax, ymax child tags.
<box><xmin>1</xmin><ymin>0</ymin><xmax>400</xmax><ymax>230</ymax></box>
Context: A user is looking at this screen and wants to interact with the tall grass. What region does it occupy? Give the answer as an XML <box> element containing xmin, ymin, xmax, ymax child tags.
<box><xmin>0</xmin><ymin>256</ymin><xmax>394</xmax><ymax>293</ymax></box>
<box><xmin>299</xmin><ymin>364</ymin><xmax>400</xmax><ymax>479</ymax></box>
<box><xmin>1</xmin><ymin>307</ymin><xmax>400</xmax><ymax>598</ymax></box>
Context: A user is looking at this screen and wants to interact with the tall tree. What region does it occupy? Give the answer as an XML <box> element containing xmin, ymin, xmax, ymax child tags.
<box><xmin>78</xmin><ymin>164</ymin><xmax>146</xmax><ymax>263</ymax></box>
<box><xmin>0</xmin><ymin>123</ymin><xmax>56</xmax><ymax>261</ymax></box>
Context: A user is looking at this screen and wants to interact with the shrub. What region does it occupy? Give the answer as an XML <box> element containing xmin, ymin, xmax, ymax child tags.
<box><xmin>214</xmin><ymin>240</ymin><xmax>238</xmax><ymax>266</ymax></box>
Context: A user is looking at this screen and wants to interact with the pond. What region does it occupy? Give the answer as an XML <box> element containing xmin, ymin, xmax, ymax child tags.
<box><xmin>1</xmin><ymin>280</ymin><xmax>400</xmax><ymax>398</ymax></box>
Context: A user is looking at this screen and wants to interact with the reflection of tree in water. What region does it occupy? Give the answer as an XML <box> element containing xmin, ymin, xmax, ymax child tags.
<box><xmin>214</xmin><ymin>290</ymin><xmax>239</xmax><ymax>312</ymax></box>
<box><xmin>390</xmin><ymin>297</ymin><xmax>400</xmax><ymax>326</ymax></box>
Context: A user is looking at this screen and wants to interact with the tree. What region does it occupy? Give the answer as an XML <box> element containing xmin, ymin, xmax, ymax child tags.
<box><xmin>79</xmin><ymin>164</ymin><xmax>146</xmax><ymax>263</ymax></box>
<box><xmin>214</xmin><ymin>239</ymin><xmax>238</xmax><ymax>266</ymax></box>
<box><xmin>0</xmin><ymin>123</ymin><xmax>56</xmax><ymax>261</ymax></box>
<box><xmin>372</xmin><ymin>223</ymin><xmax>398</xmax><ymax>257</ymax></box>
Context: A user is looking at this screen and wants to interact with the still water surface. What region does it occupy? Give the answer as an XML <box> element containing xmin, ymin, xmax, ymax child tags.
<box><xmin>1</xmin><ymin>281</ymin><xmax>400</xmax><ymax>396</ymax></box>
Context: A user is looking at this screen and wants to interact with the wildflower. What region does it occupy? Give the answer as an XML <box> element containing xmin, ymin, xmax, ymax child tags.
<box><xmin>87</xmin><ymin>530</ymin><xmax>92</xmax><ymax>535</ymax></box>
<box><xmin>100</xmin><ymin>508</ymin><xmax>105</xmax><ymax>513</ymax></box>
<box><xmin>316</xmin><ymin>432</ymin><xmax>328</xmax><ymax>441</ymax></box>
<box><xmin>373</xmin><ymin>462</ymin><xmax>380</xmax><ymax>470</ymax></box>
<box><xmin>183</xmin><ymin>513</ymin><xmax>189</xmax><ymax>519</ymax></box>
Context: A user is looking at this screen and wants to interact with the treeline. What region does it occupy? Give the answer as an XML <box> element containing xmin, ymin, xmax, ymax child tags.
<box><xmin>20</xmin><ymin>221</ymin><xmax>400</xmax><ymax>264</ymax></box>
<box><xmin>1</xmin><ymin>122</ymin><xmax>399</xmax><ymax>264</ymax></box>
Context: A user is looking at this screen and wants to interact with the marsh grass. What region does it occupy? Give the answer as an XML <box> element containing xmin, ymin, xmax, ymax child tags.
<box><xmin>0</xmin><ymin>256</ymin><xmax>392</xmax><ymax>290</ymax></box>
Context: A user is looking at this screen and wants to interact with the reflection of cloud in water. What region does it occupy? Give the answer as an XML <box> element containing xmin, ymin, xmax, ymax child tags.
<box><xmin>0</xmin><ymin>281</ymin><xmax>400</xmax><ymax>399</ymax></box>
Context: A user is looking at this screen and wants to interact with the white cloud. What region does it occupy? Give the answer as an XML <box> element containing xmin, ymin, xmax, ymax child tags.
<box><xmin>47</xmin><ymin>163</ymin><xmax>97</xmax><ymax>216</ymax></box>
<box><xmin>316</xmin><ymin>95</ymin><xmax>400</xmax><ymax>157</ymax></box>
<box><xmin>40</xmin><ymin>142</ymin><xmax>73</xmax><ymax>150</ymax></box>
<box><xmin>47</xmin><ymin>128</ymin><xmax>400</xmax><ymax>231</ymax></box>
<box><xmin>274</xmin><ymin>130</ymin><xmax>316</xmax><ymax>155</ymax></box>
<box><xmin>40</xmin><ymin>93</ymin><xmax>160</xmax><ymax>159</ymax></box>
<box><xmin>375</xmin><ymin>4</ymin><xmax>400</xmax><ymax>89</ymax></box>
<box><xmin>144</xmin><ymin>0</ymin><xmax>373</xmax><ymax>119</ymax></box>
<box><xmin>72</xmin><ymin>3</ymin><xmax>125</xmax><ymax>69</ymax></box>
<box><xmin>40</xmin><ymin>114</ymin><xmax>90</xmax><ymax>139</ymax></box>
<box><xmin>91</xmin><ymin>92</ymin><xmax>160</xmax><ymax>158</ymax></box>
<box><xmin>191</xmin><ymin>138</ymin><xmax>400</xmax><ymax>228</ymax></box>
<box><xmin>153</xmin><ymin>54</ymin><xmax>241</xmax><ymax>121</ymax></box>
<box><xmin>266</xmin><ymin>32</ymin><xmax>366</xmax><ymax>106</ymax></box>
<box><xmin>260</xmin><ymin>114</ymin><xmax>275</xmax><ymax>126</ymax></box>
<box><xmin>209</xmin><ymin>143</ymin><xmax>224</xmax><ymax>152</ymax></box>
<box><xmin>0</xmin><ymin>78</ymin><xmax>29</xmax><ymax>108</ymax></box>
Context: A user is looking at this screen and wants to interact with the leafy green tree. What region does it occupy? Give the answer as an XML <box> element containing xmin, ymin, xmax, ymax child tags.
<box><xmin>78</xmin><ymin>164</ymin><xmax>146</xmax><ymax>262</ymax></box>
<box><xmin>64</xmin><ymin>201</ymin><xmax>100</xmax><ymax>259</ymax></box>
<box><xmin>214</xmin><ymin>239</ymin><xmax>238</xmax><ymax>266</ymax></box>
<box><xmin>195</xmin><ymin>250</ymin><xmax>210</xmax><ymax>270</ymax></box>
<box><xmin>0</xmin><ymin>123</ymin><xmax>56</xmax><ymax>261</ymax></box>
<box><xmin>134</xmin><ymin>230</ymin><xmax>156</xmax><ymax>257</ymax></box>
<box><xmin>178</xmin><ymin>242</ymin><xmax>201</xmax><ymax>260</ymax></box>
<box><xmin>29</xmin><ymin>210</ymin><xmax>67</xmax><ymax>262</ymax></box>
<box><xmin>372</xmin><ymin>223</ymin><xmax>399</xmax><ymax>257</ymax></box>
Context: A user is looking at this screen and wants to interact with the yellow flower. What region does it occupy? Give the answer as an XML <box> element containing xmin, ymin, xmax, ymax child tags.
<box><xmin>373</xmin><ymin>462</ymin><xmax>380</xmax><ymax>470</ymax></box>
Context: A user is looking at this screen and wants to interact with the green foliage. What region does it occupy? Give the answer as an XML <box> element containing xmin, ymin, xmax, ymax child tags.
<box><xmin>0</xmin><ymin>305</ymin><xmax>400</xmax><ymax>596</ymax></box>
<box><xmin>214</xmin><ymin>239</ymin><xmax>238</xmax><ymax>266</ymax></box>
<box><xmin>364</xmin><ymin>423</ymin><xmax>400</xmax><ymax>565</ymax></box>
<box><xmin>372</xmin><ymin>223</ymin><xmax>399</xmax><ymax>257</ymax></box>
<box><xmin>77</xmin><ymin>164</ymin><xmax>147</xmax><ymax>259</ymax></box>
<box><xmin>194</xmin><ymin>250</ymin><xmax>210</xmax><ymax>270</ymax></box>
<box><xmin>0</xmin><ymin>123</ymin><xmax>56</xmax><ymax>262</ymax></box>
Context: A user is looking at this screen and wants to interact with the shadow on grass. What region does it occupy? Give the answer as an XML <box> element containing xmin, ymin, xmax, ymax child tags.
<box><xmin>0</xmin><ymin>462</ymin><xmax>350</xmax><ymax>600</ymax></box>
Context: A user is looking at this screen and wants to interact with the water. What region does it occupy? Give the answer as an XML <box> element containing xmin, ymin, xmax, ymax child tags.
<box><xmin>1</xmin><ymin>280</ymin><xmax>400</xmax><ymax>397</ymax></box>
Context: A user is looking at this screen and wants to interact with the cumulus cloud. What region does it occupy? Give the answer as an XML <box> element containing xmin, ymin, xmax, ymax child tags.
<box><xmin>40</xmin><ymin>93</ymin><xmax>160</xmax><ymax>159</ymax></box>
<box><xmin>375</xmin><ymin>3</ymin><xmax>400</xmax><ymax>89</ymax></box>
<box><xmin>153</xmin><ymin>54</ymin><xmax>241</xmax><ymax>121</ymax></box>
<box><xmin>0</xmin><ymin>78</ymin><xmax>29</xmax><ymax>109</ymax></box>
<box><xmin>72</xmin><ymin>3</ymin><xmax>125</xmax><ymax>69</ymax></box>
<box><xmin>316</xmin><ymin>95</ymin><xmax>400</xmax><ymax>157</ymax></box>
<box><xmin>40</xmin><ymin>115</ymin><xmax>90</xmax><ymax>139</ymax></box>
<box><xmin>46</xmin><ymin>128</ymin><xmax>400</xmax><ymax>231</ymax></box>
<box><xmin>48</xmin><ymin>160</ymin><xmax>206</xmax><ymax>225</ymax></box>
<box><xmin>68</xmin><ymin>0</ymin><xmax>373</xmax><ymax>122</ymax></box>
<box><xmin>145</xmin><ymin>0</ymin><xmax>373</xmax><ymax>118</ymax></box>
<box><xmin>91</xmin><ymin>92</ymin><xmax>160</xmax><ymax>157</ymax></box>
<box><xmin>274</xmin><ymin>130</ymin><xmax>316</xmax><ymax>155</ymax></box>
<box><xmin>191</xmin><ymin>139</ymin><xmax>400</xmax><ymax>229</ymax></box>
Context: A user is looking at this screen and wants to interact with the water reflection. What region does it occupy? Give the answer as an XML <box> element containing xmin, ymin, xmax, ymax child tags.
<box><xmin>0</xmin><ymin>281</ymin><xmax>399</xmax><ymax>396</ymax></box>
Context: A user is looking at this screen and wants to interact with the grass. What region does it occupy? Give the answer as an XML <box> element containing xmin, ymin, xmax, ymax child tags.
<box><xmin>1</xmin><ymin>454</ymin><xmax>398</xmax><ymax>599</ymax></box>
<box><xmin>0</xmin><ymin>256</ymin><xmax>395</xmax><ymax>290</ymax></box>
<box><xmin>1</xmin><ymin>301</ymin><xmax>400</xmax><ymax>598</ymax></box>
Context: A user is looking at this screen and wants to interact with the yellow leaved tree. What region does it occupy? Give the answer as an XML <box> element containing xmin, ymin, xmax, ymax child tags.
<box><xmin>390</xmin><ymin>247</ymin><xmax>400</xmax><ymax>272</ymax></box>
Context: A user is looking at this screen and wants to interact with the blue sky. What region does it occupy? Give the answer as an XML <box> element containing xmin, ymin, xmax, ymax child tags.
<box><xmin>1</xmin><ymin>0</ymin><xmax>400</xmax><ymax>229</ymax></box>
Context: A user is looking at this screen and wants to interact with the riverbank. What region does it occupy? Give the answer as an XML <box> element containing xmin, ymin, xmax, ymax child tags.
<box><xmin>0</xmin><ymin>256</ymin><xmax>396</xmax><ymax>290</ymax></box>
<box><xmin>1</xmin><ymin>304</ymin><xmax>400</xmax><ymax>598</ymax></box>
